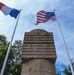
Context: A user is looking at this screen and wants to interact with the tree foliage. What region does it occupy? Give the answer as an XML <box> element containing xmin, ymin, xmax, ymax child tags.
<box><xmin>62</xmin><ymin>65</ymin><xmax>72</xmax><ymax>75</ymax></box>
<box><xmin>62</xmin><ymin>61</ymin><xmax>74</xmax><ymax>75</ymax></box>
<box><xmin>0</xmin><ymin>35</ymin><xmax>7</xmax><ymax>45</ymax></box>
<box><xmin>0</xmin><ymin>35</ymin><xmax>22</xmax><ymax>75</ymax></box>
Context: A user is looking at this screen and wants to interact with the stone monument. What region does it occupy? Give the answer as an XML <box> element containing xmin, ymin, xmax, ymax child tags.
<box><xmin>21</xmin><ymin>29</ymin><xmax>57</xmax><ymax>75</ymax></box>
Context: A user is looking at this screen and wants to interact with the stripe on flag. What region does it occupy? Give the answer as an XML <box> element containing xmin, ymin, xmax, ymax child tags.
<box><xmin>35</xmin><ymin>10</ymin><xmax>56</xmax><ymax>25</ymax></box>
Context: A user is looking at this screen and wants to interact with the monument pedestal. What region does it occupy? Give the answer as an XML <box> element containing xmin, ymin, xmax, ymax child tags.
<box><xmin>21</xmin><ymin>59</ymin><xmax>56</xmax><ymax>75</ymax></box>
<box><xmin>21</xmin><ymin>29</ymin><xmax>57</xmax><ymax>75</ymax></box>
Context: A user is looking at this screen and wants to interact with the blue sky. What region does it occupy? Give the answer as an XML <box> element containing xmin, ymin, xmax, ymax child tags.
<box><xmin>0</xmin><ymin>0</ymin><xmax>74</xmax><ymax>73</ymax></box>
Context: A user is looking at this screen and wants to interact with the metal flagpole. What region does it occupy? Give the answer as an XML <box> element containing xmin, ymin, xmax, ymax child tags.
<box><xmin>1</xmin><ymin>9</ymin><xmax>22</xmax><ymax>75</ymax></box>
<box><xmin>56</xmin><ymin>19</ymin><xmax>74</xmax><ymax>75</ymax></box>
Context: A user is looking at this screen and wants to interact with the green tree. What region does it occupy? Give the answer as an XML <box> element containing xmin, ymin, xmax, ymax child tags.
<box><xmin>9</xmin><ymin>40</ymin><xmax>22</xmax><ymax>75</ymax></box>
<box><xmin>62</xmin><ymin>60</ymin><xmax>74</xmax><ymax>75</ymax></box>
<box><xmin>0</xmin><ymin>35</ymin><xmax>7</xmax><ymax>45</ymax></box>
<box><xmin>0</xmin><ymin>35</ymin><xmax>8</xmax><ymax>71</ymax></box>
<box><xmin>62</xmin><ymin>65</ymin><xmax>72</xmax><ymax>75</ymax></box>
<box><xmin>0</xmin><ymin>35</ymin><xmax>22</xmax><ymax>75</ymax></box>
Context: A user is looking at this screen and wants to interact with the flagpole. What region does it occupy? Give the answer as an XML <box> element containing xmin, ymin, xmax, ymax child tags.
<box><xmin>56</xmin><ymin>19</ymin><xmax>74</xmax><ymax>75</ymax></box>
<box><xmin>1</xmin><ymin>9</ymin><xmax>22</xmax><ymax>75</ymax></box>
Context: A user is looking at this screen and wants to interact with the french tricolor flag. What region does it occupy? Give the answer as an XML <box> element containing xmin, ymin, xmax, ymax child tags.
<box><xmin>0</xmin><ymin>2</ymin><xmax>20</xmax><ymax>18</ymax></box>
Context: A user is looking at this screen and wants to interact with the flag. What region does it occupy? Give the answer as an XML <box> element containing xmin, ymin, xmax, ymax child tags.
<box><xmin>0</xmin><ymin>2</ymin><xmax>20</xmax><ymax>18</ymax></box>
<box><xmin>35</xmin><ymin>10</ymin><xmax>56</xmax><ymax>25</ymax></box>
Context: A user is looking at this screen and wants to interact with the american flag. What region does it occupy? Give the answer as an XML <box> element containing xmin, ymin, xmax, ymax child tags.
<box><xmin>35</xmin><ymin>10</ymin><xmax>56</xmax><ymax>25</ymax></box>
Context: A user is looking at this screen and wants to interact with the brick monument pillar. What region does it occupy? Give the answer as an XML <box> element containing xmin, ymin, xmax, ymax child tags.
<box><xmin>21</xmin><ymin>29</ymin><xmax>57</xmax><ymax>75</ymax></box>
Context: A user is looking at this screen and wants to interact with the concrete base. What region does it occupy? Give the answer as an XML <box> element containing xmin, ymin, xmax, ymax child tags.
<box><xmin>21</xmin><ymin>59</ymin><xmax>56</xmax><ymax>75</ymax></box>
